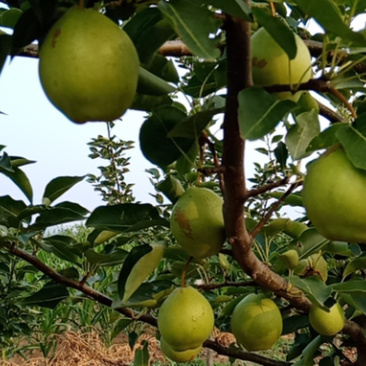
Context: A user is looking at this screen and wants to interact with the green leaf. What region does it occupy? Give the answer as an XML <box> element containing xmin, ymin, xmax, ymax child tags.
<box><xmin>42</xmin><ymin>176</ymin><xmax>85</xmax><ymax>205</ymax></box>
<box><xmin>130</xmin><ymin>93</ymin><xmax>173</xmax><ymax>112</ymax></box>
<box><xmin>39</xmin><ymin>235</ymin><xmax>82</xmax><ymax>265</ymax></box>
<box><xmin>293</xmin><ymin>335</ymin><xmax>323</xmax><ymax>366</ymax></box>
<box><xmin>306</xmin><ymin>123</ymin><xmax>343</xmax><ymax>152</ymax></box>
<box><xmin>274</xmin><ymin>141</ymin><xmax>288</xmax><ymax>169</ymax></box>
<box><xmin>0</xmin><ymin>195</ymin><xmax>27</xmax><ymax>228</ymax></box>
<box><xmin>288</xmin><ymin>228</ymin><xmax>329</xmax><ymax>258</ymax></box>
<box><xmin>0</xmin><ymin>152</ymin><xmax>14</xmax><ymax>172</ymax></box>
<box><xmin>139</xmin><ymin>105</ymin><xmax>195</xmax><ymax>167</ymax></box>
<box><xmin>286</xmin><ymin>110</ymin><xmax>321</xmax><ymax>160</ymax></box>
<box><xmin>252</xmin><ymin>8</ymin><xmax>297</xmax><ymax>59</ymax></box>
<box><xmin>123</xmin><ymin>7</ymin><xmax>175</xmax><ymax>64</ymax></box>
<box><xmin>0</xmin><ymin>8</ymin><xmax>22</xmax><ymax>28</ymax></box>
<box><xmin>288</xmin><ymin>276</ymin><xmax>332</xmax><ymax>306</ymax></box>
<box><xmin>134</xmin><ymin>340</ymin><xmax>149</xmax><ymax>366</ymax></box>
<box><xmin>118</xmin><ymin>242</ymin><xmax>165</xmax><ymax>303</ymax></box>
<box><xmin>293</xmin><ymin>0</ymin><xmax>365</xmax><ymax>44</ymax></box>
<box><xmin>342</xmin><ymin>255</ymin><xmax>366</xmax><ymax>280</ymax></box>
<box><xmin>282</xmin><ymin>315</ymin><xmax>309</xmax><ymax>335</ymax></box>
<box><xmin>21</xmin><ymin>283</ymin><xmax>69</xmax><ymax>309</ymax></box>
<box><xmin>238</xmin><ymin>87</ymin><xmax>296</xmax><ymax>140</ymax></box>
<box><xmin>0</xmin><ymin>164</ymin><xmax>33</xmax><ymax>203</ymax></box>
<box><xmin>137</xmin><ymin>67</ymin><xmax>176</xmax><ymax>96</ymax></box>
<box><xmin>332</xmin><ymin>280</ymin><xmax>366</xmax><ymax>294</ymax></box>
<box><xmin>158</xmin><ymin>0</ymin><xmax>222</xmax><ymax>60</ymax></box>
<box><xmin>267</xmin><ymin>191</ymin><xmax>303</xmax><ymax>207</ymax></box>
<box><xmin>111</xmin><ymin>318</ymin><xmax>133</xmax><ymax>341</ymax></box>
<box><xmin>336</xmin><ymin>121</ymin><xmax>366</xmax><ymax>171</ymax></box>
<box><xmin>0</xmin><ymin>33</ymin><xmax>11</xmax><ymax>74</ymax></box>
<box><xmin>84</xmin><ymin>248</ymin><xmax>128</xmax><ymax>267</ymax></box>
<box><xmin>168</xmin><ymin>108</ymin><xmax>224</xmax><ymax>139</ymax></box>
<box><xmin>34</xmin><ymin>202</ymin><xmax>89</xmax><ymax>228</ymax></box>
<box><xmin>86</xmin><ymin>203</ymin><xmax>169</xmax><ymax>232</ymax></box>
<box><xmin>156</xmin><ymin>175</ymin><xmax>185</xmax><ymax>203</ymax></box>
<box><xmin>206</xmin><ymin>0</ymin><xmax>251</xmax><ymax>20</ymax></box>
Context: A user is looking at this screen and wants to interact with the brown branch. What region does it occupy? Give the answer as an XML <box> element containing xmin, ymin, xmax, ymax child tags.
<box><xmin>245</xmin><ymin>177</ymin><xmax>290</xmax><ymax>199</ymax></box>
<box><xmin>6</xmin><ymin>244</ymin><xmax>157</xmax><ymax>327</ymax></box>
<box><xmin>249</xmin><ymin>182</ymin><xmax>300</xmax><ymax>239</ymax></box>
<box><xmin>195</xmin><ymin>281</ymin><xmax>257</xmax><ymax>291</ymax></box>
<box><xmin>317</xmin><ymin>100</ymin><xmax>347</xmax><ymax>123</ymax></box>
<box><xmin>203</xmin><ymin>339</ymin><xmax>291</xmax><ymax>366</ymax></box>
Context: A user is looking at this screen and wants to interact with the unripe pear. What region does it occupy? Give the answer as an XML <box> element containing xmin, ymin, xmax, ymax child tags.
<box><xmin>303</xmin><ymin>148</ymin><xmax>366</xmax><ymax>242</ymax></box>
<box><xmin>39</xmin><ymin>6</ymin><xmax>139</xmax><ymax>123</ymax></box>
<box><xmin>158</xmin><ymin>286</ymin><xmax>214</xmax><ymax>351</ymax></box>
<box><xmin>278</xmin><ymin>249</ymin><xmax>299</xmax><ymax>270</ymax></box>
<box><xmin>160</xmin><ymin>338</ymin><xmax>201</xmax><ymax>363</ymax></box>
<box><xmin>309</xmin><ymin>301</ymin><xmax>345</xmax><ymax>336</ymax></box>
<box><xmin>231</xmin><ymin>293</ymin><xmax>283</xmax><ymax>351</ymax></box>
<box><xmin>170</xmin><ymin>187</ymin><xmax>226</xmax><ymax>259</ymax></box>
<box><xmin>251</xmin><ymin>28</ymin><xmax>312</xmax><ymax>101</ymax></box>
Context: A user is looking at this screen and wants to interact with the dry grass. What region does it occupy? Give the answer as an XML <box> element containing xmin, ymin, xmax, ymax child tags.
<box><xmin>1</xmin><ymin>328</ymin><xmax>235</xmax><ymax>366</ymax></box>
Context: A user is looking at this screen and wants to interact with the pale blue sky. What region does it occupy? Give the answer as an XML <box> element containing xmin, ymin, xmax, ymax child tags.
<box><xmin>0</xmin><ymin>55</ymin><xmax>156</xmax><ymax>210</ymax></box>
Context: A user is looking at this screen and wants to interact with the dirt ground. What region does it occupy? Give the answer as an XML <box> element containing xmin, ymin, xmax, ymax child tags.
<box><xmin>0</xmin><ymin>328</ymin><xmax>236</xmax><ymax>366</ymax></box>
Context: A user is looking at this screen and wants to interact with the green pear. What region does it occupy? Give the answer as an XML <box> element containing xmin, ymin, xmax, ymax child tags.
<box><xmin>170</xmin><ymin>187</ymin><xmax>226</xmax><ymax>259</ymax></box>
<box><xmin>309</xmin><ymin>301</ymin><xmax>345</xmax><ymax>336</ymax></box>
<box><xmin>160</xmin><ymin>338</ymin><xmax>201</xmax><ymax>363</ymax></box>
<box><xmin>278</xmin><ymin>249</ymin><xmax>299</xmax><ymax>270</ymax></box>
<box><xmin>39</xmin><ymin>6</ymin><xmax>139</xmax><ymax>123</ymax></box>
<box><xmin>303</xmin><ymin>148</ymin><xmax>366</xmax><ymax>242</ymax></box>
<box><xmin>231</xmin><ymin>293</ymin><xmax>283</xmax><ymax>351</ymax></box>
<box><xmin>251</xmin><ymin>28</ymin><xmax>312</xmax><ymax>101</ymax></box>
<box><xmin>158</xmin><ymin>286</ymin><xmax>214</xmax><ymax>351</ymax></box>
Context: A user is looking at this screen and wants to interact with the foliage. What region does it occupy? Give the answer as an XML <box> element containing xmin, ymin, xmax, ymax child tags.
<box><xmin>1</xmin><ymin>0</ymin><xmax>366</xmax><ymax>365</ymax></box>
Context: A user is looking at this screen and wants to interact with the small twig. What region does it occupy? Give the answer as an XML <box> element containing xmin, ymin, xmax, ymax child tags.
<box><xmin>198</xmin><ymin>166</ymin><xmax>226</xmax><ymax>175</ymax></box>
<box><xmin>317</xmin><ymin>100</ymin><xmax>347</xmax><ymax>123</ymax></box>
<box><xmin>195</xmin><ymin>280</ymin><xmax>257</xmax><ymax>291</ymax></box>
<box><xmin>328</xmin><ymin>86</ymin><xmax>357</xmax><ymax>119</ymax></box>
<box><xmin>249</xmin><ymin>182</ymin><xmax>301</xmax><ymax>239</ymax></box>
<box><xmin>245</xmin><ymin>177</ymin><xmax>289</xmax><ymax>200</ymax></box>
<box><xmin>269</xmin><ymin>2</ymin><xmax>276</xmax><ymax>16</ymax></box>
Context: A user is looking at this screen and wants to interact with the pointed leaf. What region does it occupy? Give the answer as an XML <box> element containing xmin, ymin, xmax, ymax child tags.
<box><xmin>286</xmin><ymin>110</ymin><xmax>320</xmax><ymax>160</ymax></box>
<box><xmin>158</xmin><ymin>0</ymin><xmax>222</xmax><ymax>60</ymax></box>
<box><xmin>39</xmin><ymin>235</ymin><xmax>82</xmax><ymax>264</ymax></box>
<box><xmin>168</xmin><ymin>108</ymin><xmax>224</xmax><ymax>139</ymax></box>
<box><xmin>343</xmin><ymin>256</ymin><xmax>366</xmax><ymax>280</ymax></box>
<box><xmin>238</xmin><ymin>87</ymin><xmax>296</xmax><ymax>140</ymax></box>
<box><xmin>34</xmin><ymin>202</ymin><xmax>89</xmax><ymax>228</ymax></box>
<box><xmin>21</xmin><ymin>283</ymin><xmax>69</xmax><ymax>308</ymax></box>
<box><xmin>294</xmin><ymin>0</ymin><xmax>365</xmax><ymax>44</ymax></box>
<box><xmin>252</xmin><ymin>8</ymin><xmax>297</xmax><ymax>59</ymax></box>
<box><xmin>139</xmin><ymin>105</ymin><xmax>195</xmax><ymax>167</ymax></box>
<box><xmin>134</xmin><ymin>340</ymin><xmax>149</xmax><ymax>366</ymax></box>
<box><xmin>118</xmin><ymin>242</ymin><xmax>165</xmax><ymax>302</ymax></box>
<box><xmin>86</xmin><ymin>203</ymin><xmax>169</xmax><ymax>232</ymax></box>
<box><xmin>288</xmin><ymin>275</ymin><xmax>331</xmax><ymax>305</ymax></box>
<box><xmin>0</xmin><ymin>33</ymin><xmax>11</xmax><ymax>74</ymax></box>
<box><xmin>307</xmin><ymin>123</ymin><xmax>343</xmax><ymax>152</ymax></box>
<box><xmin>199</xmin><ymin>0</ymin><xmax>252</xmax><ymax>21</ymax></box>
<box><xmin>332</xmin><ymin>280</ymin><xmax>366</xmax><ymax>294</ymax></box>
<box><xmin>42</xmin><ymin>176</ymin><xmax>85</xmax><ymax>205</ymax></box>
<box><xmin>0</xmin><ymin>166</ymin><xmax>33</xmax><ymax>203</ymax></box>
<box><xmin>84</xmin><ymin>248</ymin><xmax>128</xmax><ymax>266</ymax></box>
<box><xmin>0</xmin><ymin>152</ymin><xmax>14</xmax><ymax>172</ymax></box>
<box><xmin>336</xmin><ymin>122</ymin><xmax>366</xmax><ymax>171</ymax></box>
<box><xmin>123</xmin><ymin>7</ymin><xmax>175</xmax><ymax>64</ymax></box>
<box><xmin>0</xmin><ymin>195</ymin><xmax>27</xmax><ymax>227</ymax></box>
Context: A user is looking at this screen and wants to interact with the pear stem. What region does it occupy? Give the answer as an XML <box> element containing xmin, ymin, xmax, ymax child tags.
<box><xmin>181</xmin><ymin>256</ymin><xmax>193</xmax><ymax>287</ymax></box>
<box><xmin>79</xmin><ymin>0</ymin><xmax>85</xmax><ymax>9</ymax></box>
